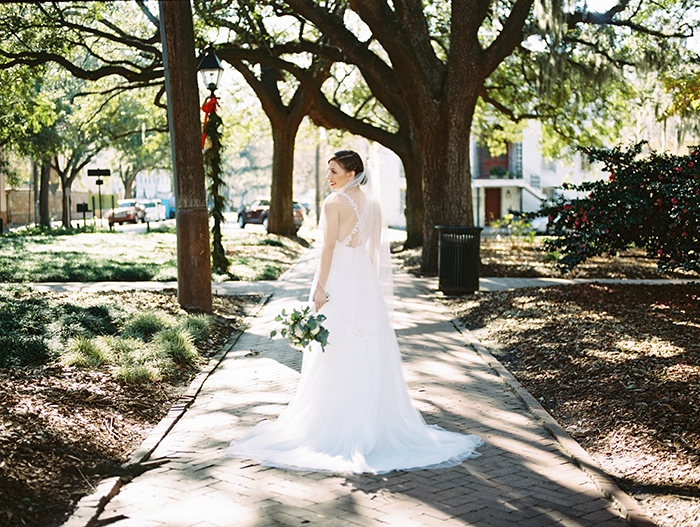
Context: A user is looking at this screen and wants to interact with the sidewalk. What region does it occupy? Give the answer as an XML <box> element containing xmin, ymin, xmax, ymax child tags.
<box><xmin>56</xmin><ymin>255</ymin><xmax>663</xmax><ymax>527</ymax></box>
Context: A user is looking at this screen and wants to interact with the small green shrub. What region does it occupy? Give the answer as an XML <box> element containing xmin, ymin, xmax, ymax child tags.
<box><xmin>543</xmin><ymin>251</ymin><xmax>561</xmax><ymax>263</ymax></box>
<box><xmin>257</xmin><ymin>264</ymin><xmax>283</xmax><ymax>280</ymax></box>
<box><xmin>490</xmin><ymin>214</ymin><xmax>537</xmax><ymax>244</ymax></box>
<box><xmin>0</xmin><ymin>334</ymin><xmax>52</xmax><ymax>368</ymax></box>
<box><xmin>61</xmin><ymin>336</ymin><xmax>109</xmax><ymax>368</ymax></box>
<box><xmin>122</xmin><ymin>310</ymin><xmax>175</xmax><ymax>341</ymax></box>
<box><xmin>104</xmin><ymin>336</ymin><xmax>173</xmax><ymax>382</ymax></box>
<box><xmin>179</xmin><ymin>314</ymin><xmax>212</xmax><ymax>346</ymax></box>
<box><xmin>258</xmin><ymin>238</ymin><xmax>285</xmax><ymax>247</ymax></box>
<box><xmin>146</xmin><ymin>224</ymin><xmax>176</xmax><ymax>234</ymax></box>
<box><xmin>153</xmin><ymin>328</ymin><xmax>198</xmax><ymax>367</ymax></box>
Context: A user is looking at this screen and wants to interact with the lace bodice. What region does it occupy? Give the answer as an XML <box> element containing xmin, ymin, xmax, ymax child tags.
<box><xmin>338</xmin><ymin>192</ymin><xmax>363</xmax><ymax>247</ymax></box>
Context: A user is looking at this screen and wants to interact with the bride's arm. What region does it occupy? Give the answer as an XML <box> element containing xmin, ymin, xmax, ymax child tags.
<box><xmin>313</xmin><ymin>199</ymin><xmax>339</xmax><ymax>311</ymax></box>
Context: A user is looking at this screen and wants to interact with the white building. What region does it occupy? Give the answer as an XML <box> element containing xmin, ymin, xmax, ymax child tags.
<box><xmin>368</xmin><ymin>121</ymin><xmax>604</xmax><ymax>229</ymax></box>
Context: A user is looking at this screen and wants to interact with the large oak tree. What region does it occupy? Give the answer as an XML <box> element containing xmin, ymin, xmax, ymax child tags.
<box><xmin>229</xmin><ymin>0</ymin><xmax>696</xmax><ymax>272</ymax></box>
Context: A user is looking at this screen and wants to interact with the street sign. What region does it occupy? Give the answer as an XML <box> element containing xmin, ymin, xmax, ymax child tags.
<box><xmin>87</xmin><ymin>169</ymin><xmax>110</xmax><ymax>177</ymax></box>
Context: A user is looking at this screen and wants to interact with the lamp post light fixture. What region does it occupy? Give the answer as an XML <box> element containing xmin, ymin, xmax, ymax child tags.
<box><xmin>197</xmin><ymin>44</ymin><xmax>223</xmax><ymax>95</ymax></box>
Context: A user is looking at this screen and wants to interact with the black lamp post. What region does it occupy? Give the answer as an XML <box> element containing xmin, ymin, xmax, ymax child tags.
<box><xmin>197</xmin><ymin>45</ymin><xmax>229</xmax><ymax>274</ymax></box>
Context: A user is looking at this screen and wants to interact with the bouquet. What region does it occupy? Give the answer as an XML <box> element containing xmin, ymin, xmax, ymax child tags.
<box><xmin>270</xmin><ymin>305</ymin><xmax>329</xmax><ymax>352</ymax></box>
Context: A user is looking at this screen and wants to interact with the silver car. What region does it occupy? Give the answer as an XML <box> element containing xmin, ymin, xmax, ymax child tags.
<box><xmin>139</xmin><ymin>199</ymin><xmax>167</xmax><ymax>223</ymax></box>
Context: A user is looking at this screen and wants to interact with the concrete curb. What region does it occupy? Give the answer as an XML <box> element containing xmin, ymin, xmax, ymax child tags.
<box><xmin>426</xmin><ymin>287</ymin><xmax>658</xmax><ymax>527</ymax></box>
<box><xmin>61</xmin><ymin>293</ymin><xmax>271</xmax><ymax>527</ymax></box>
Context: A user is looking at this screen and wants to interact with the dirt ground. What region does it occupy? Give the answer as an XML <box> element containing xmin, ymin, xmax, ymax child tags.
<box><xmin>394</xmin><ymin>236</ymin><xmax>698</xmax><ymax>280</ymax></box>
<box><xmin>0</xmin><ymin>290</ymin><xmax>256</xmax><ymax>527</ymax></box>
<box><xmin>443</xmin><ymin>282</ymin><xmax>699</xmax><ymax>527</ymax></box>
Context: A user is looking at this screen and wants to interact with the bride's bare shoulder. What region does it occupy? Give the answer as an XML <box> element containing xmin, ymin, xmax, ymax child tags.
<box><xmin>324</xmin><ymin>193</ymin><xmax>341</xmax><ymax>204</ymax></box>
<box><xmin>323</xmin><ymin>193</ymin><xmax>345</xmax><ymax>210</ymax></box>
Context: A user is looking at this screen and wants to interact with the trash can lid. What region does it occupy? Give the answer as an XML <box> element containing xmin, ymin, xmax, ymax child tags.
<box><xmin>435</xmin><ymin>225</ymin><xmax>483</xmax><ymax>233</ymax></box>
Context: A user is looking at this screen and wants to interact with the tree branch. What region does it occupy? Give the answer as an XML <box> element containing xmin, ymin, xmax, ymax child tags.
<box><xmin>480</xmin><ymin>88</ymin><xmax>553</xmax><ymax>122</ymax></box>
<box><xmin>481</xmin><ymin>0</ymin><xmax>534</xmax><ymax>78</ymax></box>
<box><xmin>567</xmin><ymin>4</ymin><xmax>693</xmax><ymax>38</ymax></box>
<box><xmin>282</xmin><ymin>0</ymin><xmax>405</xmax><ymax>113</ymax></box>
<box><xmin>218</xmin><ymin>45</ymin><xmax>402</xmax><ymax>152</ymax></box>
<box><xmin>563</xmin><ymin>36</ymin><xmax>635</xmax><ymax>68</ymax></box>
<box><xmin>0</xmin><ymin>50</ymin><xmax>163</xmax><ymax>83</ymax></box>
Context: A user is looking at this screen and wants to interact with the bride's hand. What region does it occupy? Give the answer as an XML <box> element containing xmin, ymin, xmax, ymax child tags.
<box><xmin>313</xmin><ymin>286</ymin><xmax>328</xmax><ymax>312</ymax></box>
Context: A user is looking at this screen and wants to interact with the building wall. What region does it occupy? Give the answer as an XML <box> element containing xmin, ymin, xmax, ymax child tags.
<box><xmin>5</xmin><ymin>189</ymin><xmax>90</xmax><ymax>226</ymax></box>
<box><xmin>367</xmin><ymin>143</ymin><xmax>406</xmax><ymax>228</ymax></box>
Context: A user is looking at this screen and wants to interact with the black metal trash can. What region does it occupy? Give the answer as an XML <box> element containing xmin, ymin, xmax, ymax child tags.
<box><xmin>436</xmin><ymin>226</ymin><xmax>483</xmax><ymax>295</ymax></box>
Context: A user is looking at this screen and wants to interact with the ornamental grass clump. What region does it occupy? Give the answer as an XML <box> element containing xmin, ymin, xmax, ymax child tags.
<box><xmin>105</xmin><ymin>336</ymin><xmax>173</xmax><ymax>383</ymax></box>
<box><xmin>122</xmin><ymin>310</ymin><xmax>176</xmax><ymax>341</ymax></box>
<box><xmin>152</xmin><ymin>328</ymin><xmax>199</xmax><ymax>367</ymax></box>
<box><xmin>61</xmin><ymin>336</ymin><xmax>110</xmax><ymax>368</ymax></box>
<box><xmin>0</xmin><ymin>286</ymin><xmax>211</xmax><ymax>382</ymax></box>
<box><xmin>178</xmin><ymin>314</ymin><xmax>212</xmax><ymax>347</ymax></box>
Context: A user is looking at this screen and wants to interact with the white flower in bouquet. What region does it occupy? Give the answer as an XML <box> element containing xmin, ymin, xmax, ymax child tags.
<box><xmin>270</xmin><ymin>305</ymin><xmax>329</xmax><ymax>352</ymax></box>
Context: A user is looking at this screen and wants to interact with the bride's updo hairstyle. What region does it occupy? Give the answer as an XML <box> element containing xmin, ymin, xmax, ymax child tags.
<box><xmin>329</xmin><ymin>150</ymin><xmax>368</xmax><ymax>185</ymax></box>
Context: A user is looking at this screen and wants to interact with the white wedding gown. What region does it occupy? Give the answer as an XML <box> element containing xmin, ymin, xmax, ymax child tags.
<box><xmin>226</xmin><ymin>191</ymin><xmax>482</xmax><ymax>474</ymax></box>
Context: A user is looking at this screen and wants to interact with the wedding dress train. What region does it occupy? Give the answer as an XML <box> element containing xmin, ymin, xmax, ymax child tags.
<box><xmin>225</xmin><ymin>192</ymin><xmax>482</xmax><ymax>474</ymax></box>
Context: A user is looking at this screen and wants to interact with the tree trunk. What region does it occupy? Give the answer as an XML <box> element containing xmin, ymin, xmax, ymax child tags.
<box><xmin>400</xmin><ymin>146</ymin><xmax>423</xmax><ymax>249</ymax></box>
<box><xmin>123</xmin><ymin>173</ymin><xmax>136</xmax><ymax>199</ymax></box>
<box><xmin>267</xmin><ymin>119</ymin><xmax>299</xmax><ymax>236</ymax></box>
<box><xmin>57</xmin><ymin>161</ymin><xmax>72</xmax><ymax>230</ymax></box>
<box><xmin>420</xmin><ymin>105</ymin><xmax>477</xmax><ymax>275</ymax></box>
<box><xmin>160</xmin><ymin>0</ymin><xmax>212</xmax><ymax>313</ymax></box>
<box><xmin>39</xmin><ymin>160</ymin><xmax>51</xmax><ymax>229</ymax></box>
<box><xmin>60</xmin><ymin>178</ymin><xmax>71</xmax><ymax>229</ymax></box>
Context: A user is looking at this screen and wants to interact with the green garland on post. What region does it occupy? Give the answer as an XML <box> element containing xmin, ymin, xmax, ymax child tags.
<box><xmin>203</xmin><ymin>104</ymin><xmax>229</xmax><ymax>274</ymax></box>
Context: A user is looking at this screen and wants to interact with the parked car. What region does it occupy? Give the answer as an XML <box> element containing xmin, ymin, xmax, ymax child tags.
<box><xmin>139</xmin><ymin>199</ymin><xmax>167</xmax><ymax>223</ymax></box>
<box><xmin>107</xmin><ymin>199</ymin><xmax>145</xmax><ymax>227</ymax></box>
<box><xmin>237</xmin><ymin>198</ymin><xmax>303</xmax><ymax>232</ymax></box>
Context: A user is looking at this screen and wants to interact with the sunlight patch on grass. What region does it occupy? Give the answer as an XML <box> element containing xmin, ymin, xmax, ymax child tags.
<box><xmin>0</xmin><ymin>229</ymin><xmax>306</xmax><ymax>282</ymax></box>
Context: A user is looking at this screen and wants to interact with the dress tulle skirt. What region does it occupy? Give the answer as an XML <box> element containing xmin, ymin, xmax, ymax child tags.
<box><xmin>225</xmin><ymin>243</ymin><xmax>482</xmax><ymax>474</ymax></box>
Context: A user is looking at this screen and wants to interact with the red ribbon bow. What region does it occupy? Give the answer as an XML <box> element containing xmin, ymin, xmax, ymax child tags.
<box><xmin>201</xmin><ymin>94</ymin><xmax>219</xmax><ymax>149</ymax></box>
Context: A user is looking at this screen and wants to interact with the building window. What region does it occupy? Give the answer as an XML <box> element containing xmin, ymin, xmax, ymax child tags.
<box><xmin>477</xmin><ymin>142</ymin><xmax>509</xmax><ymax>179</ymax></box>
<box><xmin>542</xmin><ymin>157</ymin><xmax>556</xmax><ymax>171</ymax></box>
<box><xmin>508</xmin><ymin>142</ymin><xmax>523</xmax><ymax>178</ymax></box>
<box><xmin>580</xmin><ymin>154</ymin><xmax>591</xmax><ymax>171</ymax></box>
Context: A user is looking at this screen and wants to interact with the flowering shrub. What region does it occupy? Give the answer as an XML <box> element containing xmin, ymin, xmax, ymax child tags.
<box><xmin>270</xmin><ymin>305</ymin><xmax>329</xmax><ymax>352</ymax></box>
<box><xmin>539</xmin><ymin>141</ymin><xmax>699</xmax><ymax>274</ymax></box>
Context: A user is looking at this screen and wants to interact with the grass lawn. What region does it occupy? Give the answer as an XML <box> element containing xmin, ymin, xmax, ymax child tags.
<box><xmin>0</xmin><ymin>225</ymin><xmax>309</xmax><ymax>282</ymax></box>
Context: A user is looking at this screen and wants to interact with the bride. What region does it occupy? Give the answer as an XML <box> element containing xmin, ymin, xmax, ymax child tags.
<box><xmin>226</xmin><ymin>150</ymin><xmax>482</xmax><ymax>474</ymax></box>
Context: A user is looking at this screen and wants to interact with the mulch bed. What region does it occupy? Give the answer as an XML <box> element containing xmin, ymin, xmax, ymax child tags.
<box><xmin>444</xmin><ymin>282</ymin><xmax>700</xmax><ymax>527</ymax></box>
<box><xmin>0</xmin><ymin>290</ymin><xmax>256</xmax><ymax>527</ymax></box>
<box><xmin>394</xmin><ymin>236</ymin><xmax>698</xmax><ymax>279</ymax></box>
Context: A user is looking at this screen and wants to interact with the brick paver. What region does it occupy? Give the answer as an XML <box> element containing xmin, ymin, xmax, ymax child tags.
<box><xmin>57</xmin><ymin>249</ymin><xmax>661</xmax><ymax>527</ymax></box>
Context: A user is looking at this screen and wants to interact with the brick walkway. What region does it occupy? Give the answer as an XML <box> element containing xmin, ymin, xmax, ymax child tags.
<box><xmin>59</xmin><ymin>251</ymin><xmax>662</xmax><ymax>527</ymax></box>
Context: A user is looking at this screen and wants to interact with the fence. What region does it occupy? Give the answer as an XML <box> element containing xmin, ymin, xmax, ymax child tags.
<box><xmin>5</xmin><ymin>188</ymin><xmax>93</xmax><ymax>226</ymax></box>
